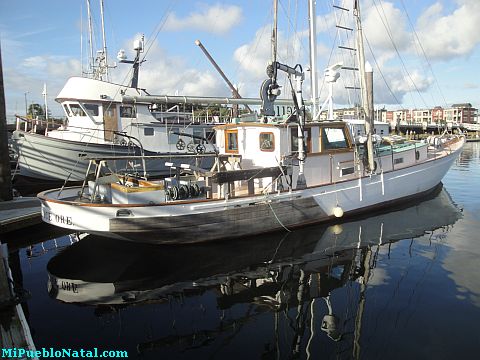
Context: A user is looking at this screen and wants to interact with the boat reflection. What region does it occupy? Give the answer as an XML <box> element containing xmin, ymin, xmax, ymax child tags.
<box><xmin>46</xmin><ymin>185</ymin><xmax>461</xmax><ymax>356</ymax></box>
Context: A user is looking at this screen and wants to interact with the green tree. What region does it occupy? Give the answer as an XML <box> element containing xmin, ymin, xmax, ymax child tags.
<box><xmin>27</xmin><ymin>103</ymin><xmax>44</xmax><ymax>118</ymax></box>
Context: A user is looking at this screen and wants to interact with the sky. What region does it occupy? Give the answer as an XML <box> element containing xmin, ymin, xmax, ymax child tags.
<box><xmin>1</xmin><ymin>0</ymin><xmax>479</xmax><ymax>118</ymax></box>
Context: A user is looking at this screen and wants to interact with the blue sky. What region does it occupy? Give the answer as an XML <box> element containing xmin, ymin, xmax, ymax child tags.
<box><xmin>1</xmin><ymin>0</ymin><xmax>479</xmax><ymax>118</ymax></box>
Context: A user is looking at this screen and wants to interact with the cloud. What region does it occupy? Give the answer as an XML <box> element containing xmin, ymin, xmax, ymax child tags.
<box><xmin>463</xmin><ymin>83</ymin><xmax>479</xmax><ymax>90</ymax></box>
<box><xmin>233</xmin><ymin>25</ymin><xmax>308</xmax><ymax>97</ymax></box>
<box><xmin>164</xmin><ymin>4</ymin><xmax>243</xmax><ymax>34</ymax></box>
<box><xmin>4</xmin><ymin>54</ymin><xmax>82</xmax><ymax>116</ymax></box>
<box><xmin>113</xmin><ymin>36</ymin><xmax>229</xmax><ymax>97</ymax></box>
<box><xmin>415</xmin><ymin>0</ymin><xmax>480</xmax><ymax>60</ymax></box>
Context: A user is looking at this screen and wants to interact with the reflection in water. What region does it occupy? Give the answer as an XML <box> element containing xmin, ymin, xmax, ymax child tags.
<box><xmin>46</xmin><ymin>186</ymin><xmax>461</xmax><ymax>358</ymax></box>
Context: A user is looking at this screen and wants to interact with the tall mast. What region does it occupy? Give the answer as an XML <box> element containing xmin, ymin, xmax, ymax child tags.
<box><xmin>99</xmin><ymin>0</ymin><xmax>109</xmax><ymax>80</ymax></box>
<box><xmin>308</xmin><ymin>0</ymin><xmax>319</xmax><ymax>119</ymax></box>
<box><xmin>86</xmin><ymin>0</ymin><xmax>94</xmax><ymax>74</ymax></box>
<box><xmin>271</xmin><ymin>0</ymin><xmax>278</xmax><ymax>82</ymax></box>
<box><xmin>354</xmin><ymin>0</ymin><xmax>375</xmax><ymax>172</ymax></box>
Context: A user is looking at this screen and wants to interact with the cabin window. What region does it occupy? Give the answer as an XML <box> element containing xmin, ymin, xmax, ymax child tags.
<box><xmin>83</xmin><ymin>103</ymin><xmax>99</xmax><ymax>116</ymax></box>
<box><xmin>259</xmin><ymin>132</ymin><xmax>275</xmax><ymax>151</ymax></box>
<box><xmin>120</xmin><ymin>105</ymin><xmax>136</xmax><ymax>118</ymax></box>
<box><xmin>394</xmin><ymin>157</ymin><xmax>404</xmax><ymax>165</ymax></box>
<box><xmin>290</xmin><ymin>128</ymin><xmax>311</xmax><ymax>153</ymax></box>
<box><xmin>144</xmin><ymin>127</ymin><xmax>154</xmax><ymax>136</ymax></box>
<box><xmin>168</xmin><ymin>127</ymin><xmax>180</xmax><ymax>144</ymax></box>
<box><xmin>63</xmin><ymin>104</ymin><xmax>72</xmax><ymax>117</ymax></box>
<box><xmin>341</xmin><ymin>167</ymin><xmax>355</xmax><ymax>176</ymax></box>
<box><xmin>321</xmin><ymin>127</ymin><xmax>348</xmax><ymax>150</ymax></box>
<box><xmin>206</xmin><ymin>130</ymin><xmax>215</xmax><ymax>143</ymax></box>
<box><xmin>225</xmin><ymin>130</ymin><xmax>239</xmax><ymax>153</ymax></box>
<box><xmin>193</xmin><ymin>128</ymin><xmax>204</xmax><ymax>144</ymax></box>
<box><xmin>69</xmin><ymin>104</ymin><xmax>86</xmax><ymax>116</ymax></box>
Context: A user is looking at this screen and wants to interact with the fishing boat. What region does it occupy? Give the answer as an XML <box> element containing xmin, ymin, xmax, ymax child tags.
<box><xmin>38</xmin><ymin>0</ymin><xmax>465</xmax><ymax>243</ymax></box>
<box><xmin>10</xmin><ymin>2</ymin><xmax>224</xmax><ymax>182</ymax></box>
<box><xmin>46</xmin><ymin>186</ymin><xmax>460</xmax><ymax>306</ymax></box>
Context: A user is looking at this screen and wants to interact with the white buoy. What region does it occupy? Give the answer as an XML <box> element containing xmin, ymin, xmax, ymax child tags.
<box><xmin>333</xmin><ymin>206</ymin><xmax>344</xmax><ymax>218</ymax></box>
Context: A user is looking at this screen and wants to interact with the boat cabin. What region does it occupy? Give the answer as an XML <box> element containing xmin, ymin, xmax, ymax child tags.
<box><xmin>53</xmin><ymin>76</ymin><xmax>215</xmax><ymax>153</ymax></box>
<box><xmin>214</xmin><ymin>121</ymin><xmax>357</xmax><ymax>187</ymax></box>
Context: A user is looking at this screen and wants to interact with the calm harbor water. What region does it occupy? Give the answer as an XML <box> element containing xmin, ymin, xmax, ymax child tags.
<box><xmin>3</xmin><ymin>142</ymin><xmax>480</xmax><ymax>359</ymax></box>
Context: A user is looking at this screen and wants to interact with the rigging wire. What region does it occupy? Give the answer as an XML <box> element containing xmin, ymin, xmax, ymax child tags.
<box><xmin>371</xmin><ymin>0</ymin><xmax>428</xmax><ymax>109</ymax></box>
<box><xmin>364</xmin><ymin>36</ymin><xmax>404</xmax><ymax>110</ymax></box>
<box><xmin>398</xmin><ymin>0</ymin><xmax>448</xmax><ymax>108</ymax></box>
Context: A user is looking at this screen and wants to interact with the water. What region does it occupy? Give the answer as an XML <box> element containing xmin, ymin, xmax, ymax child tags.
<box><xmin>3</xmin><ymin>142</ymin><xmax>480</xmax><ymax>359</ymax></box>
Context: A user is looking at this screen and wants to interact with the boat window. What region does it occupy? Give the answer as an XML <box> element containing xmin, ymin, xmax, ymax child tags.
<box><xmin>82</xmin><ymin>103</ymin><xmax>99</xmax><ymax>116</ymax></box>
<box><xmin>69</xmin><ymin>104</ymin><xmax>85</xmax><ymax>117</ymax></box>
<box><xmin>144</xmin><ymin>128</ymin><xmax>154</xmax><ymax>136</ymax></box>
<box><xmin>168</xmin><ymin>128</ymin><xmax>180</xmax><ymax>144</ymax></box>
<box><xmin>63</xmin><ymin>104</ymin><xmax>72</xmax><ymax>117</ymax></box>
<box><xmin>193</xmin><ymin>128</ymin><xmax>204</xmax><ymax>144</ymax></box>
<box><xmin>120</xmin><ymin>105</ymin><xmax>136</xmax><ymax>118</ymax></box>
<box><xmin>394</xmin><ymin>157</ymin><xmax>404</xmax><ymax>165</ymax></box>
<box><xmin>290</xmin><ymin>128</ymin><xmax>311</xmax><ymax>153</ymax></box>
<box><xmin>206</xmin><ymin>130</ymin><xmax>215</xmax><ymax>143</ymax></box>
<box><xmin>259</xmin><ymin>132</ymin><xmax>275</xmax><ymax>151</ymax></box>
<box><xmin>225</xmin><ymin>130</ymin><xmax>239</xmax><ymax>153</ymax></box>
<box><xmin>321</xmin><ymin>127</ymin><xmax>348</xmax><ymax>150</ymax></box>
<box><xmin>341</xmin><ymin>167</ymin><xmax>355</xmax><ymax>176</ymax></box>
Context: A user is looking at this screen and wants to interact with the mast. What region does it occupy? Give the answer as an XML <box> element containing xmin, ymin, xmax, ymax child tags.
<box><xmin>271</xmin><ymin>0</ymin><xmax>278</xmax><ymax>83</ymax></box>
<box><xmin>354</xmin><ymin>0</ymin><xmax>375</xmax><ymax>172</ymax></box>
<box><xmin>99</xmin><ymin>0</ymin><xmax>109</xmax><ymax>80</ymax></box>
<box><xmin>86</xmin><ymin>0</ymin><xmax>95</xmax><ymax>75</ymax></box>
<box><xmin>308</xmin><ymin>0</ymin><xmax>319</xmax><ymax>119</ymax></box>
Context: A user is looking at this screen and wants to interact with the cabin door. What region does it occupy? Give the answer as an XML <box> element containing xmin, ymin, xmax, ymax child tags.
<box><xmin>103</xmin><ymin>105</ymin><xmax>118</xmax><ymax>142</ymax></box>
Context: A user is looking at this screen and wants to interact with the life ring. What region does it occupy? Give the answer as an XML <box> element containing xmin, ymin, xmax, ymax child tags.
<box><xmin>187</xmin><ymin>142</ymin><xmax>196</xmax><ymax>153</ymax></box>
<box><xmin>195</xmin><ymin>144</ymin><xmax>206</xmax><ymax>154</ymax></box>
<box><xmin>176</xmin><ymin>139</ymin><xmax>186</xmax><ymax>150</ymax></box>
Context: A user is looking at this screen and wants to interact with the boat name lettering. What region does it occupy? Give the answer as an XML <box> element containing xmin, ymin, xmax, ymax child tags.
<box><xmin>61</xmin><ymin>281</ymin><xmax>78</xmax><ymax>293</ymax></box>
<box><xmin>43</xmin><ymin>210</ymin><xmax>72</xmax><ymax>225</ymax></box>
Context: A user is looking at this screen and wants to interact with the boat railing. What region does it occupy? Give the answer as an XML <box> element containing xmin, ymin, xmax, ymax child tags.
<box><xmin>152</xmin><ymin>105</ymin><xmax>233</xmax><ymax>125</ymax></box>
<box><xmin>15</xmin><ymin>115</ymin><xmax>64</xmax><ymax>135</ymax></box>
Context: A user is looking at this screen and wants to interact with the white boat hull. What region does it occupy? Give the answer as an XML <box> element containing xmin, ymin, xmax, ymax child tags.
<box><xmin>38</xmin><ymin>143</ymin><xmax>462</xmax><ymax>244</ymax></box>
<box><xmin>12</xmin><ymin>130</ymin><xmax>214</xmax><ymax>181</ymax></box>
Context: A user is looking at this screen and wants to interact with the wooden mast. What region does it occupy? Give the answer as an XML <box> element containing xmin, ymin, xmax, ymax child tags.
<box><xmin>354</xmin><ymin>0</ymin><xmax>375</xmax><ymax>172</ymax></box>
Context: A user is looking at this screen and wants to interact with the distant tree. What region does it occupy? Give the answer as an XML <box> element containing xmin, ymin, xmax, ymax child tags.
<box><xmin>27</xmin><ymin>103</ymin><xmax>44</xmax><ymax>118</ymax></box>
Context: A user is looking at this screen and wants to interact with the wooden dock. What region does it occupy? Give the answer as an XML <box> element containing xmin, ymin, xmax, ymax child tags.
<box><xmin>0</xmin><ymin>197</ymin><xmax>41</xmax><ymax>234</ymax></box>
<box><xmin>0</xmin><ymin>243</ymin><xmax>37</xmax><ymax>359</ymax></box>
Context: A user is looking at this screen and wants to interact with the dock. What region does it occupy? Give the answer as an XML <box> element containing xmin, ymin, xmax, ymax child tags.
<box><xmin>0</xmin><ymin>197</ymin><xmax>42</xmax><ymax>234</ymax></box>
<box><xmin>0</xmin><ymin>243</ymin><xmax>37</xmax><ymax>359</ymax></box>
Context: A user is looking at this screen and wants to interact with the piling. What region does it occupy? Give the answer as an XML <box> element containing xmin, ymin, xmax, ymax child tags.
<box><xmin>0</xmin><ymin>42</ymin><xmax>13</xmax><ymax>201</ymax></box>
<box><xmin>0</xmin><ymin>242</ymin><xmax>37</xmax><ymax>359</ymax></box>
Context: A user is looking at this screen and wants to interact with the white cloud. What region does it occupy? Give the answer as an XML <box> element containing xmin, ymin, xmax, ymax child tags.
<box><xmin>164</xmin><ymin>4</ymin><xmax>243</xmax><ymax>34</ymax></box>
<box><xmin>113</xmin><ymin>37</ymin><xmax>229</xmax><ymax>97</ymax></box>
<box><xmin>233</xmin><ymin>25</ymin><xmax>308</xmax><ymax>97</ymax></box>
<box><xmin>416</xmin><ymin>0</ymin><xmax>480</xmax><ymax>60</ymax></box>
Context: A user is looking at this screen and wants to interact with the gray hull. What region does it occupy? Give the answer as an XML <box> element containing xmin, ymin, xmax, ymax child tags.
<box><xmin>11</xmin><ymin>131</ymin><xmax>214</xmax><ymax>181</ymax></box>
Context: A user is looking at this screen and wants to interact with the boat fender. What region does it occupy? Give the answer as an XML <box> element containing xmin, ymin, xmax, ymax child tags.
<box><xmin>333</xmin><ymin>206</ymin><xmax>344</xmax><ymax>218</ymax></box>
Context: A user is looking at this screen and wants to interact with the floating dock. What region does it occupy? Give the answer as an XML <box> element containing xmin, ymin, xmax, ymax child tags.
<box><xmin>0</xmin><ymin>197</ymin><xmax>41</xmax><ymax>234</ymax></box>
